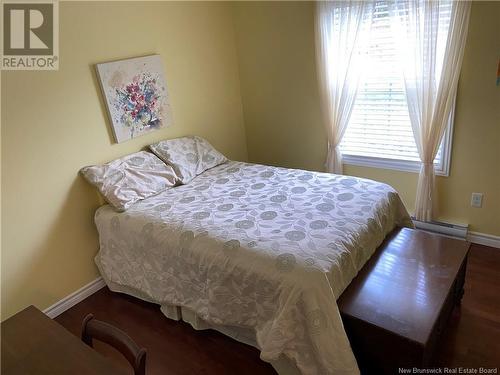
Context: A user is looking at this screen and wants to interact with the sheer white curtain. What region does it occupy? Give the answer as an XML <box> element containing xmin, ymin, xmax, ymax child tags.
<box><xmin>391</xmin><ymin>0</ymin><xmax>471</xmax><ymax>221</ymax></box>
<box><xmin>315</xmin><ymin>1</ymin><xmax>373</xmax><ymax>174</ymax></box>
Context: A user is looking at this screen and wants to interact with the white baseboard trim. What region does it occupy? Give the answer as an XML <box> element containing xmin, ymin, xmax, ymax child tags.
<box><xmin>468</xmin><ymin>231</ymin><xmax>500</xmax><ymax>249</ymax></box>
<box><xmin>43</xmin><ymin>277</ymin><xmax>106</xmax><ymax>319</ymax></box>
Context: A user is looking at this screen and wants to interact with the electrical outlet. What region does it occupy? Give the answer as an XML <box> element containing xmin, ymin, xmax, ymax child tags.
<box><xmin>471</xmin><ymin>193</ymin><xmax>483</xmax><ymax>208</ymax></box>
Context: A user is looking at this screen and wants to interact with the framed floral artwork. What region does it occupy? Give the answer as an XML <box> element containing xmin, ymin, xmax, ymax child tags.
<box><xmin>96</xmin><ymin>55</ymin><xmax>172</xmax><ymax>143</ymax></box>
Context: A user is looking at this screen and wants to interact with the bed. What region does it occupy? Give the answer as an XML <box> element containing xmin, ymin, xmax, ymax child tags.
<box><xmin>94</xmin><ymin>160</ymin><xmax>412</xmax><ymax>375</ymax></box>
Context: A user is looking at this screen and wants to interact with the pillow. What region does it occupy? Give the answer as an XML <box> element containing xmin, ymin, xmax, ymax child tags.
<box><xmin>80</xmin><ymin>151</ymin><xmax>178</xmax><ymax>211</ymax></box>
<box><xmin>149</xmin><ymin>136</ymin><xmax>227</xmax><ymax>184</ymax></box>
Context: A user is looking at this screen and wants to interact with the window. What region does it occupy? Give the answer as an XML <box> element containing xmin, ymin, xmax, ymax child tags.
<box><xmin>339</xmin><ymin>2</ymin><xmax>454</xmax><ymax>176</ymax></box>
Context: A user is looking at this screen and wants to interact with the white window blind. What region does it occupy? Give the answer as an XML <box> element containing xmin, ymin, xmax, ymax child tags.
<box><xmin>339</xmin><ymin>1</ymin><xmax>453</xmax><ymax>175</ymax></box>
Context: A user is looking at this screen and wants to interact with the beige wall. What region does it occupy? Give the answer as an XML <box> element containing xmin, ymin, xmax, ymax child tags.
<box><xmin>1</xmin><ymin>1</ymin><xmax>499</xmax><ymax>321</ymax></box>
<box><xmin>1</xmin><ymin>2</ymin><xmax>247</xmax><ymax>319</ymax></box>
<box><xmin>233</xmin><ymin>1</ymin><xmax>500</xmax><ymax>236</ymax></box>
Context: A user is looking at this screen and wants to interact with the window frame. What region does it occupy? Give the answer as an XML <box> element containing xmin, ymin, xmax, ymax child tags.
<box><xmin>337</xmin><ymin>1</ymin><xmax>456</xmax><ymax>177</ymax></box>
<box><xmin>341</xmin><ymin>93</ymin><xmax>456</xmax><ymax>178</ymax></box>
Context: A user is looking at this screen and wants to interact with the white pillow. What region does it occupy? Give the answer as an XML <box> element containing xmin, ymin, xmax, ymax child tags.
<box><xmin>149</xmin><ymin>136</ymin><xmax>227</xmax><ymax>184</ymax></box>
<box><xmin>80</xmin><ymin>151</ymin><xmax>178</xmax><ymax>211</ymax></box>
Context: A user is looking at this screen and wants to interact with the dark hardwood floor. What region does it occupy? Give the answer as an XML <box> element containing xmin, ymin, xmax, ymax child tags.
<box><xmin>435</xmin><ymin>243</ymin><xmax>500</xmax><ymax>369</ymax></box>
<box><xmin>56</xmin><ymin>243</ymin><xmax>500</xmax><ymax>374</ymax></box>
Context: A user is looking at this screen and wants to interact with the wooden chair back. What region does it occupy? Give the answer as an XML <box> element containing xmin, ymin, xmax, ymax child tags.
<box><xmin>81</xmin><ymin>314</ymin><xmax>146</xmax><ymax>375</ymax></box>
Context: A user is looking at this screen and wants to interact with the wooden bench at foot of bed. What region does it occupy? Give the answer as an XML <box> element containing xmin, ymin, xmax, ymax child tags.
<box><xmin>338</xmin><ymin>227</ymin><xmax>470</xmax><ymax>374</ymax></box>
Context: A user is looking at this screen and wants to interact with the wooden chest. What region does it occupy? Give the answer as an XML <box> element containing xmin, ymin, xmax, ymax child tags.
<box><xmin>338</xmin><ymin>227</ymin><xmax>470</xmax><ymax>374</ymax></box>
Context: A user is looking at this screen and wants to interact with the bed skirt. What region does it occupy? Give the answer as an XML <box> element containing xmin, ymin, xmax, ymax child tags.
<box><xmin>100</xmin><ymin>271</ymin><xmax>301</xmax><ymax>375</ymax></box>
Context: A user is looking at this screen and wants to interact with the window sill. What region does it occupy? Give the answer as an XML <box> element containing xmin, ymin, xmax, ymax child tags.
<box><xmin>342</xmin><ymin>154</ymin><xmax>449</xmax><ymax>177</ymax></box>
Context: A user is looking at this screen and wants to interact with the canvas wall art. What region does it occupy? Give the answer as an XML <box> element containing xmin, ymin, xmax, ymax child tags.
<box><xmin>96</xmin><ymin>55</ymin><xmax>172</xmax><ymax>143</ymax></box>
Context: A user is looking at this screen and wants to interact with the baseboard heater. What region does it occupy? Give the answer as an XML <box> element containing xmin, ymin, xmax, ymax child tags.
<box><xmin>412</xmin><ymin>218</ymin><xmax>469</xmax><ymax>240</ymax></box>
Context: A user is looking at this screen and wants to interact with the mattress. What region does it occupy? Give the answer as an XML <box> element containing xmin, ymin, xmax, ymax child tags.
<box><xmin>94</xmin><ymin>161</ymin><xmax>412</xmax><ymax>374</ymax></box>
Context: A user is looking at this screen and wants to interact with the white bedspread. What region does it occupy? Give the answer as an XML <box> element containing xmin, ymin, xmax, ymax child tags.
<box><xmin>94</xmin><ymin>161</ymin><xmax>412</xmax><ymax>374</ymax></box>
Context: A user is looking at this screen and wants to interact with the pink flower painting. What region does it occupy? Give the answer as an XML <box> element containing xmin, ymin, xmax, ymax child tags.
<box><xmin>97</xmin><ymin>55</ymin><xmax>172</xmax><ymax>143</ymax></box>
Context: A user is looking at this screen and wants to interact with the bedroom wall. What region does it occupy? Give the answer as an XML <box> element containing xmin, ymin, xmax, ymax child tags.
<box><xmin>232</xmin><ymin>1</ymin><xmax>500</xmax><ymax>237</ymax></box>
<box><xmin>1</xmin><ymin>2</ymin><xmax>247</xmax><ymax>320</ymax></box>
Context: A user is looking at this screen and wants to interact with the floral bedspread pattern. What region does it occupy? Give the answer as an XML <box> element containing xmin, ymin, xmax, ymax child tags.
<box><xmin>95</xmin><ymin>161</ymin><xmax>412</xmax><ymax>374</ymax></box>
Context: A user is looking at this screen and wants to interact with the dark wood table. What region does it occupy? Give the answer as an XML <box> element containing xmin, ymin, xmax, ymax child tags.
<box><xmin>1</xmin><ymin>305</ymin><xmax>129</xmax><ymax>375</ymax></box>
<box><xmin>338</xmin><ymin>227</ymin><xmax>470</xmax><ymax>374</ymax></box>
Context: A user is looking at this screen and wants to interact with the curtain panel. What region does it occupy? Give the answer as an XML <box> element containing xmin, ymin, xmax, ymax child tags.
<box><xmin>315</xmin><ymin>1</ymin><xmax>373</xmax><ymax>174</ymax></box>
<box><xmin>391</xmin><ymin>0</ymin><xmax>471</xmax><ymax>221</ymax></box>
